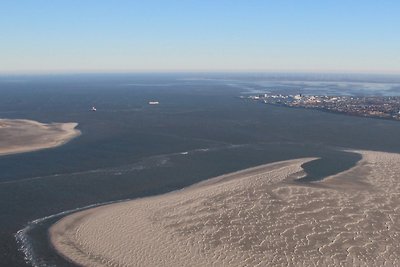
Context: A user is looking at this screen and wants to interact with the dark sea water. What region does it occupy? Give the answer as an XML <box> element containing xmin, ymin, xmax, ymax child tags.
<box><xmin>1</xmin><ymin>73</ymin><xmax>400</xmax><ymax>266</ymax></box>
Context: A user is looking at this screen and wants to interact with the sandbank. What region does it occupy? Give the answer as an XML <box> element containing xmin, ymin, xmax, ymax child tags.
<box><xmin>50</xmin><ymin>151</ymin><xmax>400</xmax><ymax>266</ymax></box>
<box><xmin>0</xmin><ymin>119</ymin><xmax>81</xmax><ymax>156</ymax></box>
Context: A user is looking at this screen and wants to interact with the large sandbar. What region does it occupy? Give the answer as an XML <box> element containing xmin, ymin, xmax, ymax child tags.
<box><xmin>50</xmin><ymin>151</ymin><xmax>400</xmax><ymax>266</ymax></box>
<box><xmin>0</xmin><ymin>119</ymin><xmax>80</xmax><ymax>156</ymax></box>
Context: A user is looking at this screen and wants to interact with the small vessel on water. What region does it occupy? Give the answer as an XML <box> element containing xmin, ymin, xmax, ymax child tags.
<box><xmin>91</xmin><ymin>106</ymin><xmax>97</xmax><ymax>111</ymax></box>
<box><xmin>148</xmin><ymin>101</ymin><xmax>159</xmax><ymax>105</ymax></box>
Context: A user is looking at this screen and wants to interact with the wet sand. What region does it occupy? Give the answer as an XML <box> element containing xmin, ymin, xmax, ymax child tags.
<box><xmin>50</xmin><ymin>151</ymin><xmax>400</xmax><ymax>266</ymax></box>
<box><xmin>0</xmin><ymin>119</ymin><xmax>81</xmax><ymax>156</ymax></box>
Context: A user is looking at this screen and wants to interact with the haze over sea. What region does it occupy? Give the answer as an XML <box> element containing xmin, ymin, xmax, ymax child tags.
<box><xmin>1</xmin><ymin>73</ymin><xmax>400</xmax><ymax>266</ymax></box>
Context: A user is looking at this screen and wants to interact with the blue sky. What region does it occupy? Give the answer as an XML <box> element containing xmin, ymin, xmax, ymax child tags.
<box><xmin>0</xmin><ymin>1</ymin><xmax>399</xmax><ymax>73</ymax></box>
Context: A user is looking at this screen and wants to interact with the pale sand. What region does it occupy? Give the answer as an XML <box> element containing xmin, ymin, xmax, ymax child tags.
<box><xmin>50</xmin><ymin>151</ymin><xmax>400</xmax><ymax>266</ymax></box>
<box><xmin>0</xmin><ymin>119</ymin><xmax>81</xmax><ymax>156</ymax></box>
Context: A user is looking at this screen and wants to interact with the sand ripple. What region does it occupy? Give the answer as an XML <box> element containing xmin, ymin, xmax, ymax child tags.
<box><xmin>50</xmin><ymin>151</ymin><xmax>400</xmax><ymax>266</ymax></box>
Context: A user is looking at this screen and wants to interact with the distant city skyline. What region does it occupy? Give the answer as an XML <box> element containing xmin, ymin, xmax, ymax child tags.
<box><xmin>1</xmin><ymin>1</ymin><xmax>399</xmax><ymax>74</ymax></box>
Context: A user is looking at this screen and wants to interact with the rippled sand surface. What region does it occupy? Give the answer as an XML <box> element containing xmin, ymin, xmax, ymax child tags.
<box><xmin>0</xmin><ymin>119</ymin><xmax>80</xmax><ymax>156</ymax></box>
<box><xmin>50</xmin><ymin>151</ymin><xmax>400</xmax><ymax>266</ymax></box>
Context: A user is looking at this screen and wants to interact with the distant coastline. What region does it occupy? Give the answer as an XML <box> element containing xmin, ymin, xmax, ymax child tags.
<box><xmin>0</xmin><ymin>119</ymin><xmax>81</xmax><ymax>156</ymax></box>
<box><xmin>269</xmin><ymin>102</ymin><xmax>400</xmax><ymax>122</ymax></box>
<box><xmin>244</xmin><ymin>94</ymin><xmax>400</xmax><ymax>122</ymax></box>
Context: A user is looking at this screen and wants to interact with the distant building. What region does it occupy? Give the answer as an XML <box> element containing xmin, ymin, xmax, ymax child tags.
<box><xmin>294</xmin><ymin>94</ymin><xmax>302</xmax><ymax>100</ymax></box>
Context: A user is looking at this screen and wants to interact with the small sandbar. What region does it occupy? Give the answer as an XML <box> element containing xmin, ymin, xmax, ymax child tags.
<box><xmin>0</xmin><ymin>119</ymin><xmax>81</xmax><ymax>156</ymax></box>
<box><xmin>50</xmin><ymin>151</ymin><xmax>400</xmax><ymax>266</ymax></box>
